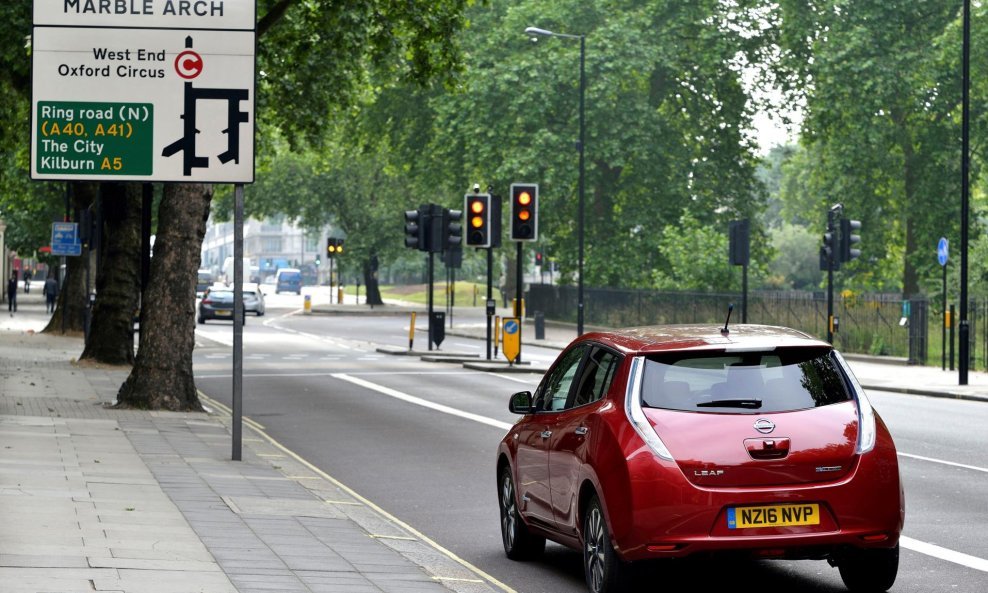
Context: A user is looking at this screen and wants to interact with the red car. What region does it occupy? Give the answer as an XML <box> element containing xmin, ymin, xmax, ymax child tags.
<box><xmin>496</xmin><ymin>324</ymin><xmax>903</xmax><ymax>593</ymax></box>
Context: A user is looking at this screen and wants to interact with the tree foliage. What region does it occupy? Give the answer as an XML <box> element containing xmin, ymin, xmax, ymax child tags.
<box><xmin>765</xmin><ymin>0</ymin><xmax>987</xmax><ymax>296</ymax></box>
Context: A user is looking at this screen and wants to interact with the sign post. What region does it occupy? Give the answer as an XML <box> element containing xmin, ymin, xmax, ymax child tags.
<box><xmin>938</xmin><ymin>237</ymin><xmax>949</xmax><ymax>371</ymax></box>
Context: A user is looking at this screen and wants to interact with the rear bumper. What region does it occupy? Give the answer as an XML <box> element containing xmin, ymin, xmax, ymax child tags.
<box><xmin>609</xmin><ymin>440</ymin><xmax>903</xmax><ymax>562</ymax></box>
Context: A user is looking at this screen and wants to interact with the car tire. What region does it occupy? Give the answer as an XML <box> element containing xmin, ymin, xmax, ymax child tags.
<box><xmin>498</xmin><ymin>467</ymin><xmax>545</xmax><ymax>560</ymax></box>
<box><xmin>583</xmin><ymin>495</ymin><xmax>628</xmax><ymax>593</ymax></box>
<box><xmin>197</xmin><ymin>317</ymin><xmax>205</xmax><ymax>325</ymax></box>
<box><xmin>838</xmin><ymin>544</ymin><xmax>898</xmax><ymax>592</ymax></box>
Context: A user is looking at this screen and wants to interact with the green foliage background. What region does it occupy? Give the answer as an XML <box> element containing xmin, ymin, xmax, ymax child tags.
<box><xmin>4</xmin><ymin>1</ymin><xmax>988</xmax><ymax>301</ymax></box>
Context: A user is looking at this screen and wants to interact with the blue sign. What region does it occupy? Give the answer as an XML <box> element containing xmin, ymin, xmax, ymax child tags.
<box><xmin>937</xmin><ymin>237</ymin><xmax>949</xmax><ymax>267</ymax></box>
<box><xmin>504</xmin><ymin>320</ymin><xmax>519</xmax><ymax>334</ymax></box>
<box><xmin>51</xmin><ymin>222</ymin><xmax>81</xmax><ymax>257</ymax></box>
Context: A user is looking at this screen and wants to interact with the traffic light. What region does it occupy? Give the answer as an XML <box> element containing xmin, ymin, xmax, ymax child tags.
<box><xmin>840</xmin><ymin>218</ymin><xmax>861</xmax><ymax>262</ymax></box>
<box><xmin>326</xmin><ymin>237</ymin><xmax>344</xmax><ymax>258</ymax></box>
<box><xmin>820</xmin><ymin>229</ymin><xmax>839</xmax><ymax>271</ymax></box>
<box><xmin>404</xmin><ymin>208</ymin><xmax>424</xmax><ymax>250</ymax></box>
<box><xmin>535</xmin><ymin>252</ymin><xmax>543</xmax><ymax>266</ymax></box>
<box><xmin>728</xmin><ymin>219</ymin><xmax>750</xmax><ymax>266</ymax></box>
<box><xmin>445</xmin><ymin>208</ymin><xmax>462</xmax><ymax>250</ymax></box>
<box><xmin>510</xmin><ymin>183</ymin><xmax>538</xmax><ymax>241</ymax></box>
<box><xmin>464</xmin><ymin>193</ymin><xmax>491</xmax><ymax>248</ymax></box>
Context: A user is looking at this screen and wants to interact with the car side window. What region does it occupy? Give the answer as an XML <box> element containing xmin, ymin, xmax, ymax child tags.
<box><xmin>571</xmin><ymin>347</ymin><xmax>621</xmax><ymax>409</ymax></box>
<box><xmin>539</xmin><ymin>345</ymin><xmax>588</xmax><ymax>412</ymax></box>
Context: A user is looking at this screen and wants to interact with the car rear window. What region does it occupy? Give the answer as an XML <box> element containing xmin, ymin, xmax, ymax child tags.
<box><xmin>640</xmin><ymin>347</ymin><xmax>850</xmax><ymax>413</ymax></box>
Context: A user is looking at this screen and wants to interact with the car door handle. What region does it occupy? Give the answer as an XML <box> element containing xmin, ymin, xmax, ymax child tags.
<box><xmin>575</xmin><ymin>427</ymin><xmax>589</xmax><ymax>436</ymax></box>
<box><xmin>541</xmin><ymin>430</ymin><xmax>552</xmax><ymax>439</ymax></box>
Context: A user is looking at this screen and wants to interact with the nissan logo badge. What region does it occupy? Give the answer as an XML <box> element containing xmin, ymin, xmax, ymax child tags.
<box><xmin>753</xmin><ymin>418</ymin><xmax>776</xmax><ymax>434</ymax></box>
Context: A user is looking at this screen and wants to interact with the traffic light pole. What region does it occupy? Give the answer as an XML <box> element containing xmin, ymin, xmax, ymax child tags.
<box><xmin>486</xmin><ymin>247</ymin><xmax>493</xmax><ymax>360</ymax></box>
<box><xmin>826</xmin><ymin>206</ymin><xmax>839</xmax><ymax>344</ymax></box>
<box><xmin>515</xmin><ymin>241</ymin><xmax>523</xmax><ymax>364</ymax></box>
<box><xmin>827</xmin><ymin>249</ymin><xmax>834</xmax><ymax>344</ymax></box>
<box><xmin>427</xmin><ymin>251</ymin><xmax>435</xmax><ymax>351</ymax></box>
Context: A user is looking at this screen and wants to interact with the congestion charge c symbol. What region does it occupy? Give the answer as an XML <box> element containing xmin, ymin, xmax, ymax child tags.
<box><xmin>174</xmin><ymin>50</ymin><xmax>203</xmax><ymax>79</ymax></box>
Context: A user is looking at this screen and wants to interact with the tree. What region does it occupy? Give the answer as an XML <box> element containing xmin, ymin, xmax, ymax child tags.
<box><xmin>114</xmin><ymin>0</ymin><xmax>473</xmax><ymax>410</ymax></box>
<box><xmin>359</xmin><ymin>0</ymin><xmax>772</xmax><ymax>289</ymax></box>
<box><xmin>79</xmin><ymin>183</ymin><xmax>143</xmax><ymax>365</ymax></box>
<box><xmin>117</xmin><ymin>183</ymin><xmax>210</xmax><ymax>410</ymax></box>
<box><xmin>765</xmin><ymin>0</ymin><xmax>974</xmax><ymax>295</ymax></box>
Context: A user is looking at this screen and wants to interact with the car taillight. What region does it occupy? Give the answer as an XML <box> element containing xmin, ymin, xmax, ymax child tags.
<box><xmin>202</xmin><ymin>299</ymin><xmax>213</xmax><ymax>305</ymax></box>
<box><xmin>624</xmin><ymin>357</ymin><xmax>673</xmax><ymax>461</ymax></box>
<box><xmin>835</xmin><ymin>352</ymin><xmax>876</xmax><ymax>454</ymax></box>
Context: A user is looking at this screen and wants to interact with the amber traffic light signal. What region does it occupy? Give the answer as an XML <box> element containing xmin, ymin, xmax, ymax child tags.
<box><xmin>327</xmin><ymin>237</ymin><xmax>344</xmax><ymax>258</ymax></box>
<box><xmin>465</xmin><ymin>193</ymin><xmax>491</xmax><ymax>248</ymax></box>
<box><xmin>510</xmin><ymin>183</ymin><xmax>538</xmax><ymax>241</ymax></box>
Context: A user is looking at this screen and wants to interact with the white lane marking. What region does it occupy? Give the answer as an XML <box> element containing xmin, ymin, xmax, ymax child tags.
<box><xmin>333</xmin><ymin>373</ymin><xmax>513</xmax><ymax>431</ymax></box>
<box><xmin>901</xmin><ymin>536</ymin><xmax>988</xmax><ymax>573</ymax></box>
<box><xmin>491</xmin><ymin>374</ymin><xmax>540</xmax><ymax>385</ymax></box>
<box><xmin>898</xmin><ymin>452</ymin><xmax>988</xmax><ymax>474</ymax></box>
<box><xmin>194</xmin><ymin>370</ymin><xmax>491</xmax><ymax>380</ymax></box>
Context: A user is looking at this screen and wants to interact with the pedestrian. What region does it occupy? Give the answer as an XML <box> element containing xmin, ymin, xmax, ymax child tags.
<box><xmin>23</xmin><ymin>269</ymin><xmax>31</xmax><ymax>293</ymax></box>
<box><xmin>7</xmin><ymin>272</ymin><xmax>17</xmax><ymax>315</ymax></box>
<box><xmin>44</xmin><ymin>274</ymin><xmax>59</xmax><ymax>314</ymax></box>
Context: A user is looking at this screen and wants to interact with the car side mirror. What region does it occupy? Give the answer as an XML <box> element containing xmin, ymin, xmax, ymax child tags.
<box><xmin>508</xmin><ymin>391</ymin><xmax>534</xmax><ymax>415</ymax></box>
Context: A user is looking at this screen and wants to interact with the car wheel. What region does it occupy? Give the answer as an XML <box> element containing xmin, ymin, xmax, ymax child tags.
<box><xmin>838</xmin><ymin>544</ymin><xmax>898</xmax><ymax>592</ymax></box>
<box><xmin>197</xmin><ymin>317</ymin><xmax>204</xmax><ymax>325</ymax></box>
<box><xmin>583</xmin><ymin>495</ymin><xmax>627</xmax><ymax>593</ymax></box>
<box><xmin>498</xmin><ymin>467</ymin><xmax>545</xmax><ymax>560</ymax></box>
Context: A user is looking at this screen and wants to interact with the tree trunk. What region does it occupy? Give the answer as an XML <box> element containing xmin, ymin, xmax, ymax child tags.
<box><xmin>80</xmin><ymin>183</ymin><xmax>142</xmax><ymax>365</ymax></box>
<box><xmin>363</xmin><ymin>255</ymin><xmax>383</xmax><ymax>305</ymax></box>
<box><xmin>42</xmin><ymin>182</ymin><xmax>97</xmax><ymax>336</ymax></box>
<box><xmin>116</xmin><ymin>183</ymin><xmax>211</xmax><ymax>411</ymax></box>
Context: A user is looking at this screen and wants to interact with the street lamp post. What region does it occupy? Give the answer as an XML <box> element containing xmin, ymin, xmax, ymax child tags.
<box><xmin>526</xmin><ymin>26</ymin><xmax>586</xmax><ymax>336</ymax></box>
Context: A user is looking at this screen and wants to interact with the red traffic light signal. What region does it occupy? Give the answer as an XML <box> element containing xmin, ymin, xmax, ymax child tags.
<box><xmin>464</xmin><ymin>193</ymin><xmax>491</xmax><ymax>248</ymax></box>
<box><xmin>510</xmin><ymin>183</ymin><xmax>538</xmax><ymax>241</ymax></box>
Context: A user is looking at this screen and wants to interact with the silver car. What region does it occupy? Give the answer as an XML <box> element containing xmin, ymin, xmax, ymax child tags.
<box><xmin>243</xmin><ymin>284</ymin><xmax>266</xmax><ymax>316</ymax></box>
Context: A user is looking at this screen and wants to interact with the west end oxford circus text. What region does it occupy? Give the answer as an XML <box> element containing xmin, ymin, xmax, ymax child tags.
<box><xmin>63</xmin><ymin>1</ymin><xmax>226</xmax><ymax>17</ymax></box>
<box><xmin>58</xmin><ymin>64</ymin><xmax>165</xmax><ymax>79</ymax></box>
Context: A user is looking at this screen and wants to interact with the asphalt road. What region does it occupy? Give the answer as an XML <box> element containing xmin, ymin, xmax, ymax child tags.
<box><xmin>193</xmin><ymin>306</ymin><xmax>988</xmax><ymax>593</ymax></box>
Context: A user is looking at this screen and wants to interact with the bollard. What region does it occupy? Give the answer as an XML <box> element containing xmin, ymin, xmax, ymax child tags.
<box><xmin>408</xmin><ymin>312</ymin><xmax>416</xmax><ymax>350</ymax></box>
<box><xmin>303</xmin><ymin>294</ymin><xmax>312</xmax><ymax>314</ymax></box>
<box><xmin>494</xmin><ymin>315</ymin><xmax>500</xmax><ymax>358</ymax></box>
<box><xmin>337</xmin><ymin>286</ymin><xmax>344</xmax><ymax>304</ymax></box>
<box><xmin>534</xmin><ymin>311</ymin><xmax>545</xmax><ymax>340</ymax></box>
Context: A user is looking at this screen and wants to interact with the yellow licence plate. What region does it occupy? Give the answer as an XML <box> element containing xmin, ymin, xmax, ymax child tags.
<box><xmin>727</xmin><ymin>504</ymin><xmax>820</xmax><ymax>529</ymax></box>
<box><xmin>215</xmin><ymin>310</ymin><xmax>231</xmax><ymax>316</ymax></box>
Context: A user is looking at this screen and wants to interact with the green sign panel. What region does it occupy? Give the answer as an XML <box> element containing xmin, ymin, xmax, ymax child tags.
<box><xmin>35</xmin><ymin>101</ymin><xmax>153</xmax><ymax>176</ymax></box>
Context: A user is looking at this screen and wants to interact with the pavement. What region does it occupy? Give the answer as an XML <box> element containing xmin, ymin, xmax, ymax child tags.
<box><xmin>2</xmin><ymin>292</ymin><xmax>987</xmax><ymax>593</ymax></box>
<box><xmin>0</xmin><ymin>290</ymin><xmax>501</xmax><ymax>593</ymax></box>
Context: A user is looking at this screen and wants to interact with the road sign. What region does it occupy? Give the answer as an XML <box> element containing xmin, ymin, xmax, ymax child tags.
<box><xmin>937</xmin><ymin>237</ymin><xmax>949</xmax><ymax>267</ymax></box>
<box><xmin>31</xmin><ymin>2</ymin><xmax>255</xmax><ymax>182</ymax></box>
<box><xmin>51</xmin><ymin>222</ymin><xmax>81</xmax><ymax>257</ymax></box>
<box><xmin>502</xmin><ymin>318</ymin><xmax>520</xmax><ymax>363</ymax></box>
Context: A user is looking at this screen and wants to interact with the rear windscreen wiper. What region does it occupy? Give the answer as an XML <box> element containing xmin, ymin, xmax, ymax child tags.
<box><xmin>696</xmin><ymin>398</ymin><xmax>762</xmax><ymax>409</ymax></box>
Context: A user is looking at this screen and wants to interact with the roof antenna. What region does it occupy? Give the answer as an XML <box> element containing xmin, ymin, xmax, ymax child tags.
<box><xmin>721</xmin><ymin>303</ymin><xmax>734</xmax><ymax>336</ymax></box>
